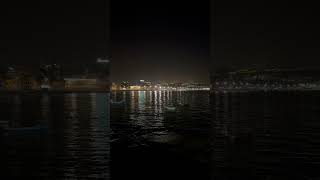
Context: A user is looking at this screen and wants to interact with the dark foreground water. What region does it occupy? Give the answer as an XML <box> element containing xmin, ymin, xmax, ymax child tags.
<box><xmin>0</xmin><ymin>91</ymin><xmax>320</xmax><ymax>179</ymax></box>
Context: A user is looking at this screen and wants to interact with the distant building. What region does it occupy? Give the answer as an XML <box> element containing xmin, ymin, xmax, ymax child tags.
<box><xmin>120</xmin><ymin>81</ymin><xmax>130</xmax><ymax>90</ymax></box>
<box><xmin>40</xmin><ymin>64</ymin><xmax>65</xmax><ymax>90</ymax></box>
<box><xmin>38</xmin><ymin>58</ymin><xmax>111</xmax><ymax>92</ymax></box>
<box><xmin>138</xmin><ymin>80</ymin><xmax>152</xmax><ymax>90</ymax></box>
<box><xmin>40</xmin><ymin>64</ymin><xmax>63</xmax><ymax>82</ymax></box>
<box><xmin>111</xmin><ymin>83</ymin><xmax>121</xmax><ymax>91</ymax></box>
<box><xmin>18</xmin><ymin>73</ymin><xmax>39</xmax><ymax>90</ymax></box>
<box><xmin>4</xmin><ymin>79</ymin><xmax>19</xmax><ymax>90</ymax></box>
<box><xmin>64</xmin><ymin>78</ymin><xmax>98</xmax><ymax>90</ymax></box>
<box><xmin>3</xmin><ymin>72</ymin><xmax>39</xmax><ymax>90</ymax></box>
<box><xmin>1</xmin><ymin>58</ymin><xmax>111</xmax><ymax>92</ymax></box>
<box><xmin>210</xmin><ymin>68</ymin><xmax>320</xmax><ymax>91</ymax></box>
<box><xmin>129</xmin><ymin>86</ymin><xmax>141</xmax><ymax>90</ymax></box>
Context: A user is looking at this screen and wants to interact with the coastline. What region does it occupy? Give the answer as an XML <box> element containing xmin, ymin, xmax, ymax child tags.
<box><xmin>0</xmin><ymin>89</ymin><xmax>110</xmax><ymax>94</ymax></box>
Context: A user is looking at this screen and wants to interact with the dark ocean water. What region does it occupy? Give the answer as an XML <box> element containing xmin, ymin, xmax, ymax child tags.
<box><xmin>0</xmin><ymin>91</ymin><xmax>320</xmax><ymax>179</ymax></box>
<box><xmin>1</xmin><ymin>93</ymin><xmax>111</xmax><ymax>179</ymax></box>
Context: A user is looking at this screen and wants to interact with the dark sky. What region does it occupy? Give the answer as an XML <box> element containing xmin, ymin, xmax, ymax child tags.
<box><xmin>111</xmin><ymin>1</ymin><xmax>210</xmax><ymax>82</ymax></box>
<box><xmin>212</xmin><ymin>1</ymin><xmax>320</xmax><ymax>73</ymax></box>
<box><xmin>2</xmin><ymin>1</ymin><xmax>319</xmax><ymax>82</ymax></box>
<box><xmin>1</xmin><ymin>1</ymin><xmax>210</xmax><ymax>82</ymax></box>
<box><xmin>1</xmin><ymin>1</ymin><xmax>109</xmax><ymax>72</ymax></box>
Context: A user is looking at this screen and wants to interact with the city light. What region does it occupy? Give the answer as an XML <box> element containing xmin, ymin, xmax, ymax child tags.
<box><xmin>110</xmin><ymin>80</ymin><xmax>210</xmax><ymax>91</ymax></box>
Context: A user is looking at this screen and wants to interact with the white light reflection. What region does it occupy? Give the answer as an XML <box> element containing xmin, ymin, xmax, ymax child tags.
<box><xmin>138</xmin><ymin>91</ymin><xmax>145</xmax><ymax>111</ymax></box>
<box><xmin>154</xmin><ymin>90</ymin><xmax>158</xmax><ymax>111</ymax></box>
<box><xmin>130</xmin><ymin>91</ymin><xmax>135</xmax><ymax>113</ymax></box>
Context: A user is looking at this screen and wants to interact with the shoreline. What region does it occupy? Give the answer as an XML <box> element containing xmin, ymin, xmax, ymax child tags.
<box><xmin>0</xmin><ymin>89</ymin><xmax>110</xmax><ymax>94</ymax></box>
<box><xmin>111</xmin><ymin>89</ymin><xmax>210</xmax><ymax>92</ymax></box>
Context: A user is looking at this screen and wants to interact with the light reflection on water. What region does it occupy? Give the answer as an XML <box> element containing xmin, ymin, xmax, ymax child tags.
<box><xmin>1</xmin><ymin>93</ymin><xmax>110</xmax><ymax>179</ymax></box>
<box><xmin>1</xmin><ymin>91</ymin><xmax>320</xmax><ymax>179</ymax></box>
<box><xmin>112</xmin><ymin>90</ymin><xmax>320</xmax><ymax>180</ymax></box>
<box><xmin>111</xmin><ymin>91</ymin><xmax>210</xmax><ymax>138</ymax></box>
<box><xmin>210</xmin><ymin>91</ymin><xmax>320</xmax><ymax>180</ymax></box>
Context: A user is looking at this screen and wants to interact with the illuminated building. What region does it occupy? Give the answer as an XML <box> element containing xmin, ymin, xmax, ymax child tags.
<box><xmin>211</xmin><ymin>68</ymin><xmax>320</xmax><ymax>91</ymax></box>
<box><xmin>18</xmin><ymin>73</ymin><xmax>39</xmax><ymax>90</ymax></box>
<box><xmin>4</xmin><ymin>79</ymin><xmax>19</xmax><ymax>90</ymax></box>
<box><xmin>64</xmin><ymin>78</ymin><xmax>98</xmax><ymax>90</ymax></box>
<box><xmin>120</xmin><ymin>81</ymin><xmax>130</xmax><ymax>90</ymax></box>
<box><xmin>129</xmin><ymin>86</ymin><xmax>141</xmax><ymax>90</ymax></box>
<box><xmin>3</xmin><ymin>72</ymin><xmax>39</xmax><ymax>90</ymax></box>
<box><xmin>112</xmin><ymin>83</ymin><xmax>121</xmax><ymax>91</ymax></box>
<box><xmin>138</xmin><ymin>80</ymin><xmax>152</xmax><ymax>90</ymax></box>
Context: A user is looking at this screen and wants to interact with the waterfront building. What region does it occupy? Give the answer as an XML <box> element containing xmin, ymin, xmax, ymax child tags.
<box><xmin>111</xmin><ymin>83</ymin><xmax>121</xmax><ymax>91</ymax></box>
<box><xmin>2</xmin><ymin>72</ymin><xmax>39</xmax><ymax>91</ymax></box>
<box><xmin>120</xmin><ymin>81</ymin><xmax>130</xmax><ymax>90</ymax></box>
<box><xmin>4</xmin><ymin>79</ymin><xmax>19</xmax><ymax>90</ymax></box>
<box><xmin>18</xmin><ymin>73</ymin><xmax>39</xmax><ymax>90</ymax></box>
<box><xmin>64</xmin><ymin>78</ymin><xmax>98</xmax><ymax>90</ymax></box>
<box><xmin>210</xmin><ymin>68</ymin><xmax>320</xmax><ymax>91</ymax></box>
<box><xmin>129</xmin><ymin>86</ymin><xmax>141</xmax><ymax>90</ymax></box>
<box><xmin>137</xmin><ymin>80</ymin><xmax>152</xmax><ymax>90</ymax></box>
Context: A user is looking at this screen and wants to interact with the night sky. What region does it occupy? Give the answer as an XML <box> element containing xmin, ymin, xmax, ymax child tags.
<box><xmin>1</xmin><ymin>1</ymin><xmax>210</xmax><ymax>82</ymax></box>
<box><xmin>1</xmin><ymin>1</ymin><xmax>109</xmax><ymax>72</ymax></box>
<box><xmin>2</xmin><ymin>1</ymin><xmax>320</xmax><ymax>82</ymax></box>
<box><xmin>111</xmin><ymin>1</ymin><xmax>210</xmax><ymax>82</ymax></box>
<box><xmin>212</xmin><ymin>1</ymin><xmax>320</xmax><ymax>73</ymax></box>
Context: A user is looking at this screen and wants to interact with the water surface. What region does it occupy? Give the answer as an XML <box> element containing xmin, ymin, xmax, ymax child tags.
<box><xmin>1</xmin><ymin>91</ymin><xmax>320</xmax><ymax>179</ymax></box>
